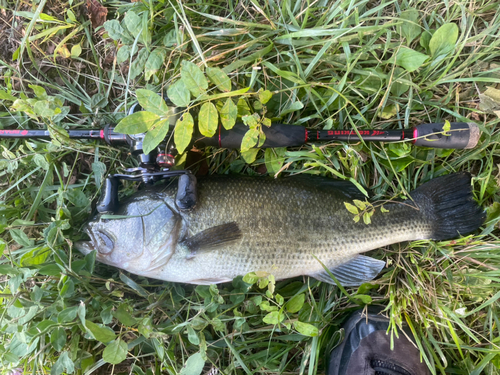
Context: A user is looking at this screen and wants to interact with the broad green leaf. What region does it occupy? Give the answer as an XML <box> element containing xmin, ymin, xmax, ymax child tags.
<box><xmin>275</xmin><ymin>294</ymin><xmax>284</xmax><ymax>305</ymax></box>
<box><xmin>101</xmin><ymin>306</ymin><xmax>113</xmax><ymax>325</ymax></box>
<box><xmin>0</xmin><ymin>90</ymin><xmax>16</xmax><ymax>101</ymax></box>
<box><xmin>174</xmin><ymin>113</ymin><xmax>194</xmax><ymax>154</ymax></box>
<box><xmin>258</xmin><ymin>90</ymin><xmax>273</xmax><ymax>104</ymax></box>
<box><xmin>167</xmin><ymin>80</ymin><xmax>191</xmax><ymax>107</ymax></box>
<box><xmin>140</xmin><ymin>11</ymin><xmax>151</xmax><ymax>45</ymax></box>
<box><xmin>0</xmin><ymin>265</ymin><xmax>17</xmax><ymax>275</ymax></box>
<box><xmin>187</xmin><ymin>325</ymin><xmax>200</xmax><ymax>345</ymax></box>
<box><xmin>116</xmin><ymin>45</ymin><xmax>131</xmax><ymax>64</ymax></box>
<box><xmin>136</xmin><ymin>89</ymin><xmax>170</xmax><ymax>117</ymax></box>
<box><xmin>60</xmin><ymin>278</ymin><xmax>75</xmax><ymax>298</ymax></box>
<box><xmin>394</xmin><ymin>47</ymin><xmax>429</xmax><ymax>72</ymax></box>
<box><xmin>429</xmin><ymin>23</ymin><xmax>459</xmax><ymax>57</ymax></box>
<box><xmin>241</xmin><ymin>128</ymin><xmax>259</xmax><ymax>152</ymax></box>
<box><xmin>143</xmin><ymin>119</ymin><xmax>169</xmax><ymax>155</ymax></box>
<box><xmin>293</xmin><ymin>321</ymin><xmax>318</xmax><ymax>337</ymax></box>
<box><xmin>86</xmin><ymin>320</ymin><xmax>116</xmax><ymax>343</ymax></box>
<box><xmin>114</xmin><ymin>111</ymin><xmax>159</xmax><ymax>134</ymax></box>
<box><xmin>280</xmin><ymin>101</ymin><xmax>304</xmax><ymax>116</ymax></box>
<box><xmin>242</xmin><ymin>114</ymin><xmax>259</xmax><ymax>128</ymax></box>
<box><xmin>113</xmin><ymin>304</ymin><xmax>137</xmax><ymax>327</ymax></box>
<box><xmin>442</xmin><ymin>120</ymin><xmax>451</xmax><ymax>135</ymax></box>
<box><xmin>50</xmin><ymin>327</ymin><xmax>67</xmax><ymax>351</ymax></box>
<box><xmin>104</xmin><ymin>20</ymin><xmax>126</xmax><ymax>41</ymax></box>
<box><xmin>129</xmin><ymin>48</ymin><xmax>149</xmax><ymax>80</ymax></box>
<box><xmin>390</xmin><ymin>68</ymin><xmax>409</xmax><ymax>96</ymax></box>
<box><xmin>51</xmin><ymin>352</ymin><xmax>74</xmax><ymax>375</ymax></box>
<box><xmin>58</xmin><ymin>306</ymin><xmax>78</xmax><ymax>323</ymax></box>
<box><xmin>40</xmin><ymin>13</ymin><xmax>58</xmax><ymax>21</ymax></box>
<box><xmin>264</xmin><ymin>147</ymin><xmax>285</xmax><ymax>176</ymax></box>
<box><xmin>33</xmin><ymin>153</ymin><xmax>50</xmax><ymax>170</ymax></box>
<box><xmin>20</xmin><ymin>247</ymin><xmax>50</xmax><ymax>266</ymax></box>
<box><xmin>8</xmin><ymin>336</ymin><xmax>28</xmax><ymax>357</ymax></box>
<box><xmin>163</xmin><ymin>29</ymin><xmax>176</xmax><ymax>47</ymax></box>
<box><xmin>352</xmin><ymin>294</ymin><xmax>373</xmax><ymax>304</ymax></box>
<box><xmin>29</xmin><ymin>84</ymin><xmax>48</xmax><ymax>99</ymax></box>
<box><xmin>124</xmin><ymin>11</ymin><xmax>142</xmax><ymax>38</ymax></box>
<box><xmin>70</xmin><ymin>44</ymin><xmax>81</xmax><ymax>58</ymax></box>
<box><xmin>198</xmin><ymin>102</ymin><xmax>218</xmax><ymax>137</ymax></box>
<box><xmin>103</xmin><ymin>339</ymin><xmax>128</xmax><ymax>365</ymax></box>
<box><xmin>92</xmin><ymin>161</ymin><xmax>106</xmax><ymax>186</ymax></box>
<box><xmin>67</xmin><ymin>9</ymin><xmax>76</xmax><ymax>22</ymax></box>
<box><xmin>344</xmin><ymin>202</ymin><xmax>359</xmax><ymax>215</ymax></box>
<box><xmin>237</xmin><ymin>97</ymin><xmax>252</xmax><ymax>117</ymax></box>
<box><xmin>179</xmin><ymin>352</ymin><xmax>205</xmax><ymax>375</ymax></box>
<box><xmin>219</xmin><ymin>98</ymin><xmax>237</xmax><ymax>130</ymax></box>
<box><xmin>206</xmin><ymin>67</ymin><xmax>231</xmax><ymax>92</ymax></box>
<box><xmin>181</xmin><ymin>60</ymin><xmax>208</xmax><ymax>97</ymax></box>
<box><xmin>138</xmin><ymin>317</ymin><xmax>153</xmax><ymax>338</ymax></box>
<box><xmin>9</xmin><ymin>228</ymin><xmax>32</xmax><ymax>247</ymax></box>
<box><xmin>241</xmin><ymin>148</ymin><xmax>259</xmax><ymax>164</ymax></box>
<box><xmin>378</xmin><ymin>103</ymin><xmax>399</xmax><ymax>119</ymax></box>
<box><xmin>353</xmin><ymin>200</ymin><xmax>368</xmax><ymax>210</ymax></box>
<box><xmin>263</xmin><ymin>311</ymin><xmax>284</xmax><ymax>325</ymax></box>
<box><xmin>363</xmin><ymin>211</ymin><xmax>373</xmax><ymax>225</ymax></box>
<box><xmin>242</xmin><ymin>272</ymin><xmax>259</xmax><ymax>284</ymax></box>
<box><xmin>419</xmin><ymin>30</ymin><xmax>433</xmax><ymax>52</ymax></box>
<box><xmin>145</xmin><ymin>48</ymin><xmax>166</xmax><ymax>81</ymax></box>
<box><xmin>399</xmin><ymin>8</ymin><xmax>421</xmax><ymax>43</ymax></box>
<box><xmin>258</xmin><ymin>277</ymin><xmax>269</xmax><ymax>289</ymax></box>
<box><xmin>286</xmin><ymin>294</ymin><xmax>305</xmax><ymax>313</ymax></box>
<box><xmin>34</xmin><ymin>101</ymin><xmax>57</xmax><ymax>117</ymax></box>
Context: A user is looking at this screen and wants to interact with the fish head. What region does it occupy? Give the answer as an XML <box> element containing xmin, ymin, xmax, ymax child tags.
<box><xmin>76</xmin><ymin>191</ymin><xmax>183</xmax><ymax>275</ymax></box>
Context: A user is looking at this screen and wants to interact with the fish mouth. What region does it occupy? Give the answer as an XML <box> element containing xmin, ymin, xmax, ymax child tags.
<box><xmin>75</xmin><ymin>240</ymin><xmax>95</xmax><ymax>255</ymax></box>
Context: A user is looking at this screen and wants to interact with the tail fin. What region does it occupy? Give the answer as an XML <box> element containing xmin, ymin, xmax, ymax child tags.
<box><xmin>410</xmin><ymin>172</ymin><xmax>485</xmax><ymax>240</ymax></box>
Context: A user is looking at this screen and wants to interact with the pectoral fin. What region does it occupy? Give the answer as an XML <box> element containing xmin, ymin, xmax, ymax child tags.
<box><xmin>310</xmin><ymin>255</ymin><xmax>385</xmax><ymax>286</ymax></box>
<box><xmin>182</xmin><ymin>222</ymin><xmax>242</xmax><ymax>259</ymax></box>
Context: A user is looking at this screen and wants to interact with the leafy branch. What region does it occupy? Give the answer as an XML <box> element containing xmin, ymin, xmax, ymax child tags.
<box><xmin>344</xmin><ymin>199</ymin><xmax>390</xmax><ymax>224</ymax></box>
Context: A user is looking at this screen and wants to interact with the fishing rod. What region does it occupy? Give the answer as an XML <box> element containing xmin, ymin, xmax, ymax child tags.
<box><xmin>0</xmin><ymin>119</ymin><xmax>480</xmax><ymax>214</ymax></box>
<box><xmin>0</xmin><ymin>120</ymin><xmax>480</xmax><ymax>149</ymax></box>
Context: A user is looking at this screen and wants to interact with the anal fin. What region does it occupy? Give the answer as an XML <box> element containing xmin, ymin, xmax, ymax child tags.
<box><xmin>182</xmin><ymin>222</ymin><xmax>242</xmax><ymax>259</ymax></box>
<box><xmin>310</xmin><ymin>255</ymin><xmax>385</xmax><ymax>286</ymax></box>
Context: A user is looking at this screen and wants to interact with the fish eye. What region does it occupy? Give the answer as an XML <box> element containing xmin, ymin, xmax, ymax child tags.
<box><xmin>95</xmin><ymin>230</ymin><xmax>114</xmax><ymax>255</ymax></box>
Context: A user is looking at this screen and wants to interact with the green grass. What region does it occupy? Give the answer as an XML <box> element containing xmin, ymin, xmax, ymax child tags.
<box><xmin>1</xmin><ymin>0</ymin><xmax>500</xmax><ymax>374</ymax></box>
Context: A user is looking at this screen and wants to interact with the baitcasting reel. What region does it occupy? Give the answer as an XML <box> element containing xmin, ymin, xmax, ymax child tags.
<box><xmin>96</xmin><ymin>101</ymin><xmax>197</xmax><ymax>214</ymax></box>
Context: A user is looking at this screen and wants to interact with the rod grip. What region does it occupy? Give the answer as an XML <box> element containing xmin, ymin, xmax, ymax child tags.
<box><xmin>413</xmin><ymin>122</ymin><xmax>480</xmax><ymax>149</ymax></box>
<box><xmin>194</xmin><ymin>123</ymin><xmax>306</xmax><ymax>149</ymax></box>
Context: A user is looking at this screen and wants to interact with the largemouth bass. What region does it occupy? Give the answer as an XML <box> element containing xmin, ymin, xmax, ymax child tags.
<box><xmin>76</xmin><ymin>173</ymin><xmax>484</xmax><ymax>285</ymax></box>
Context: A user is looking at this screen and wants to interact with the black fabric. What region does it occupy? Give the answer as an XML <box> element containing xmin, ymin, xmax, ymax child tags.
<box><xmin>327</xmin><ymin>308</ymin><xmax>431</xmax><ymax>375</ymax></box>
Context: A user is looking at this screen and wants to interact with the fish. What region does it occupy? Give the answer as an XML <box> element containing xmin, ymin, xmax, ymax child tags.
<box><xmin>75</xmin><ymin>172</ymin><xmax>484</xmax><ymax>286</ymax></box>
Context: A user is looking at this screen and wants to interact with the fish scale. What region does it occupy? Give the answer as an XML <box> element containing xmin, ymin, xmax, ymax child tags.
<box><xmin>76</xmin><ymin>173</ymin><xmax>484</xmax><ymax>285</ymax></box>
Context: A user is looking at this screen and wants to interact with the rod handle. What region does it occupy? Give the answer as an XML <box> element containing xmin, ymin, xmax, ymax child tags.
<box><xmin>194</xmin><ymin>123</ymin><xmax>306</xmax><ymax>149</ymax></box>
<box><xmin>413</xmin><ymin>122</ymin><xmax>480</xmax><ymax>149</ymax></box>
